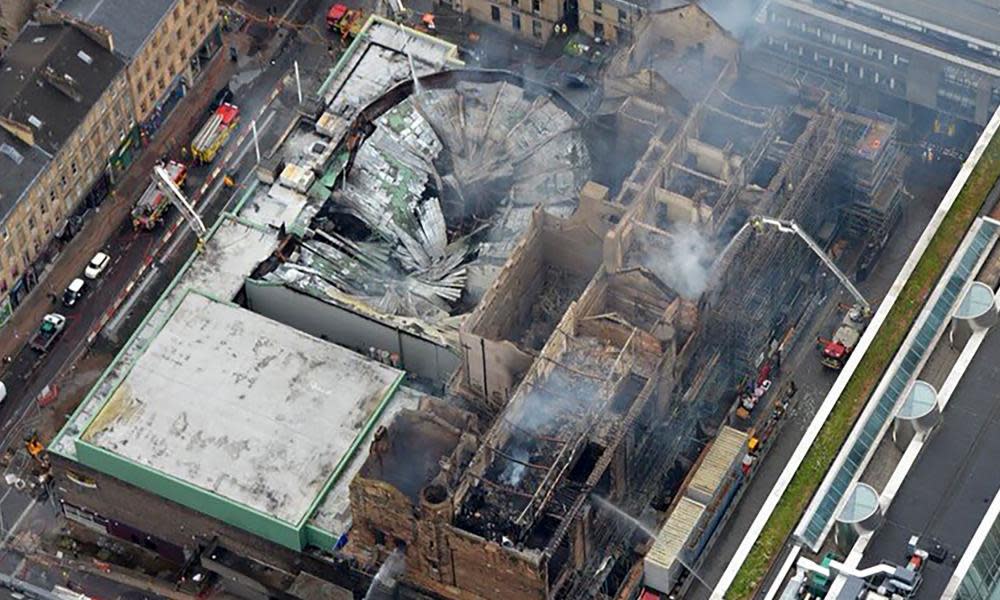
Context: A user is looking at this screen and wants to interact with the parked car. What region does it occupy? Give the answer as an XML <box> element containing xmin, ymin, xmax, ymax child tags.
<box><xmin>208</xmin><ymin>86</ymin><xmax>233</xmax><ymax>114</ymax></box>
<box><xmin>0</xmin><ymin>381</ymin><xmax>6</xmax><ymax>405</ymax></box>
<box><xmin>62</xmin><ymin>278</ymin><xmax>86</xmax><ymax>307</ymax></box>
<box><xmin>84</xmin><ymin>252</ymin><xmax>110</xmax><ymax>279</ymax></box>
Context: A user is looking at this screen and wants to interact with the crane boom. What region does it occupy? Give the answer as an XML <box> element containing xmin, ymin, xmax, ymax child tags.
<box><xmin>153</xmin><ymin>164</ymin><xmax>207</xmax><ymax>241</ymax></box>
<box><xmin>749</xmin><ymin>215</ymin><xmax>871</xmax><ymax>315</ymax></box>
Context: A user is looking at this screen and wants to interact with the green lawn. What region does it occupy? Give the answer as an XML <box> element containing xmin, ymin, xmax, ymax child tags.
<box><xmin>726</xmin><ymin>133</ymin><xmax>1000</xmax><ymax>599</ymax></box>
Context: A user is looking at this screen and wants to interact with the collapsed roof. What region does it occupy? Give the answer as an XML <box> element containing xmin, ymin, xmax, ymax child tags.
<box><xmin>264</xmin><ymin>77</ymin><xmax>592</xmax><ymax>323</ymax></box>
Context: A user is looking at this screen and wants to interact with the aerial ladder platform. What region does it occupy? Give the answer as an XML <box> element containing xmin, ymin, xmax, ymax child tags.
<box><xmin>749</xmin><ymin>215</ymin><xmax>871</xmax><ymax>369</ymax></box>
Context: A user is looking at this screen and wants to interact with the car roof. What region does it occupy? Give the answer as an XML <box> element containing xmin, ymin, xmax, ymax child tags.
<box><xmin>92</xmin><ymin>251</ymin><xmax>109</xmax><ymax>262</ymax></box>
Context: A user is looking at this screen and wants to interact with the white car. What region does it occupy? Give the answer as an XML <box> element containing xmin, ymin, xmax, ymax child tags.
<box><xmin>84</xmin><ymin>252</ymin><xmax>110</xmax><ymax>279</ymax></box>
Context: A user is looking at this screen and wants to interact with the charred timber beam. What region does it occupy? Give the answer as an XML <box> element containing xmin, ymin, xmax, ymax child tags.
<box><xmin>703</xmin><ymin>103</ymin><xmax>768</xmax><ymax>128</ymax></box>
<box><xmin>535</xmin><ymin>354</ymin><xmax>606</xmax><ymax>382</ymax></box>
<box><xmin>501</xmin><ymin>418</ymin><xmax>570</xmax><ymax>445</ymax></box>
<box><xmin>487</xmin><ymin>445</ymin><xmax>554</xmax><ymax>471</ymax></box>
<box><xmin>470</xmin><ymin>474</ymin><xmax>537</xmax><ymax>499</ymax></box>
<box><xmin>544</xmin><ymin>381</ymin><xmax>656</xmax><ymax>561</ymax></box>
<box><xmin>514</xmin><ymin>341</ymin><xmax>640</xmax><ymax>533</ymax></box>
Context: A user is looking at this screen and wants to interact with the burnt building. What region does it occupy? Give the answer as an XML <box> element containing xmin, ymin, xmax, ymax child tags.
<box><xmin>46</xmin><ymin>9</ymin><xmax>918</xmax><ymax>600</ymax></box>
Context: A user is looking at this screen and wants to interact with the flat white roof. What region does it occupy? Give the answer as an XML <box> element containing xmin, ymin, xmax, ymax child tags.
<box><xmin>307</xmin><ymin>384</ymin><xmax>424</xmax><ymax>536</ymax></box>
<box><xmin>82</xmin><ymin>293</ymin><xmax>403</xmax><ymax>525</ymax></box>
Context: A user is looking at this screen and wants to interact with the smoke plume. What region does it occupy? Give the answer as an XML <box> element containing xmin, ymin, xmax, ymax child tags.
<box><xmin>643</xmin><ymin>223</ymin><xmax>717</xmax><ymax>299</ymax></box>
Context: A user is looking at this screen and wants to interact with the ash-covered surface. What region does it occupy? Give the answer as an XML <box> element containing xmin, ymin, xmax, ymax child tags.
<box><xmin>82</xmin><ymin>293</ymin><xmax>402</xmax><ymax>525</ymax></box>
<box><xmin>455</xmin><ymin>336</ymin><xmax>624</xmax><ymax>546</ymax></box>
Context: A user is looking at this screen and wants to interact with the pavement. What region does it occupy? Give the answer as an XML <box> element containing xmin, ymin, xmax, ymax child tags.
<box><xmin>0</xmin><ymin>30</ymin><xmax>240</xmax><ymax>462</ymax></box>
<box><xmin>0</xmin><ymin>497</ymin><xmax>176</xmax><ymax>599</ymax></box>
<box><xmin>0</xmin><ymin>0</ymin><xmax>333</xmax><ymax>444</ymax></box>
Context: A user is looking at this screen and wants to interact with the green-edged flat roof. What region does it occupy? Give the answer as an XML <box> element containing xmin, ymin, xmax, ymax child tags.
<box><xmin>75</xmin><ymin>291</ymin><xmax>403</xmax><ymax>550</ymax></box>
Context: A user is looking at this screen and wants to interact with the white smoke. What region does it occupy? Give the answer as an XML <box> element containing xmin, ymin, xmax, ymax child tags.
<box><xmin>697</xmin><ymin>0</ymin><xmax>761</xmax><ymax>40</ymax></box>
<box><xmin>641</xmin><ymin>223</ymin><xmax>717</xmax><ymax>299</ymax></box>
<box><xmin>364</xmin><ymin>548</ymin><xmax>407</xmax><ymax>600</ymax></box>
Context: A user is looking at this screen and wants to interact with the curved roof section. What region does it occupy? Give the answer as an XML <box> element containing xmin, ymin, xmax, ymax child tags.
<box><xmin>898</xmin><ymin>380</ymin><xmax>937</xmax><ymax>420</ymax></box>
<box><xmin>838</xmin><ymin>483</ymin><xmax>880</xmax><ymax>524</ymax></box>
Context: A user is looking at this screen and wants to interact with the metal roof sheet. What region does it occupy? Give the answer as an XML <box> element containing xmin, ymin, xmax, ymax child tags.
<box><xmin>646</xmin><ymin>497</ymin><xmax>706</xmax><ymax>569</ymax></box>
<box><xmin>687</xmin><ymin>426</ymin><xmax>747</xmax><ymax>502</ymax></box>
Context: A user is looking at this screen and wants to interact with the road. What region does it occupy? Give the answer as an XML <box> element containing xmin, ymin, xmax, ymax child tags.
<box><xmin>0</xmin><ymin>0</ymin><xmax>329</xmax><ymax>441</ymax></box>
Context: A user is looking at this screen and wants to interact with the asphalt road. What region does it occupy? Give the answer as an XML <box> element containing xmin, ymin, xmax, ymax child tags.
<box><xmin>0</xmin><ymin>0</ymin><xmax>331</xmax><ymax>450</ymax></box>
<box><xmin>0</xmin><ymin>0</ymin><xmax>331</xmax><ymax>595</ymax></box>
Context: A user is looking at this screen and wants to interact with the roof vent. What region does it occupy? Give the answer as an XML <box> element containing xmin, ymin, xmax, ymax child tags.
<box><xmin>0</xmin><ymin>143</ymin><xmax>24</xmax><ymax>165</ymax></box>
<box><xmin>27</xmin><ymin>115</ymin><xmax>42</xmax><ymax>129</ymax></box>
<box><xmin>77</xmin><ymin>50</ymin><xmax>93</xmax><ymax>65</ymax></box>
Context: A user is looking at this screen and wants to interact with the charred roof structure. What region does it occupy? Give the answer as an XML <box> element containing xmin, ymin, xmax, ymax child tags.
<box><xmin>49</xmin><ymin>8</ymin><xmax>920</xmax><ymax>600</ymax></box>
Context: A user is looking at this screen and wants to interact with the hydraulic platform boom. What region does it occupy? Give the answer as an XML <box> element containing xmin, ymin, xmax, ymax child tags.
<box><xmin>749</xmin><ymin>215</ymin><xmax>871</xmax><ymax>316</ymax></box>
<box><xmin>153</xmin><ymin>164</ymin><xmax>207</xmax><ymax>242</ymax></box>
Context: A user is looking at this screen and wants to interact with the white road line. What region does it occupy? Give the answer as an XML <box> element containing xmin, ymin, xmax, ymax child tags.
<box><xmin>714</xmin><ymin>85</ymin><xmax>1000</xmax><ymax>599</ymax></box>
<box><xmin>281</xmin><ymin>0</ymin><xmax>305</xmax><ymax>23</ymax></box>
<box><xmin>0</xmin><ymin>498</ymin><xmax>36</xmax><ymax>549</ymax></box>
<box><xmin>235</xmin><ymin>109</ymin><xmax>276</xmax><ymax>165</ymax></box>
<box><xmin>104</xmin><ymin>264</ymin><xmax>159</xmax><ymax>336</ymax></box>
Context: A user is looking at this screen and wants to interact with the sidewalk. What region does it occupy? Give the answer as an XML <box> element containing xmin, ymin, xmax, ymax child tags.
<box><xmin>29</xmin><ymin>551</ymin><xmax>197</xmax><ymax>600</ymax></box>
<box><xmin>0</xmin><ymin>35</ymin><xmax>245</xmax><ymax>376</ymax></box>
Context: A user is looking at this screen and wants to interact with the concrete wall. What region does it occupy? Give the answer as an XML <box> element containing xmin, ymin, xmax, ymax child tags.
<box><xmin>654</xmin><ymin>187</ymin><xmax>713</xmax><ymax>225</ymax></box>
<box><xmin>629</xmin><ymin>6</ymin><xmax>738</xmax><ymax>69</ymax></box>
<box><xmin>460</xmin><ymin>208</ymin><xmax>603</xmax><ymax>409</ymax></box>
<box><xmin>244</xmin><ymin>281</ymin><xmax>460</xmax><ymax>385</ymax></box>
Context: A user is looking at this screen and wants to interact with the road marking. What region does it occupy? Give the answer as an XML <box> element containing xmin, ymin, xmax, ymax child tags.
<box><xmin>235</xmin><ymin>109</ymin><xmax>275</xmax><ymax>165</ymax></box>
<box><xmin>104</xmin><ymin>264</ymin><xmax>159</xmax><ymax>336</ymax></box>
<box><xmin>0</xmin><ymin>498</ymin><xmax>35</xmax><ymax>549</ymax></box>
<box><xmin>280</xmin><ymin>0</ymin><xmax>305</xmax><ymax>24</ymax></box>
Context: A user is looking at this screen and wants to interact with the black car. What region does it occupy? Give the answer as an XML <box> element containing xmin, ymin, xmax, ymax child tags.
<box><xmin>62</xmin><ymin>277</ymin><xmax>86</xmax><ymax>307</ymax></box>
<box><xmin>208</xmin><ymin>86</ymin><xmax>233</xmax><ymax>113</ymax></box>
